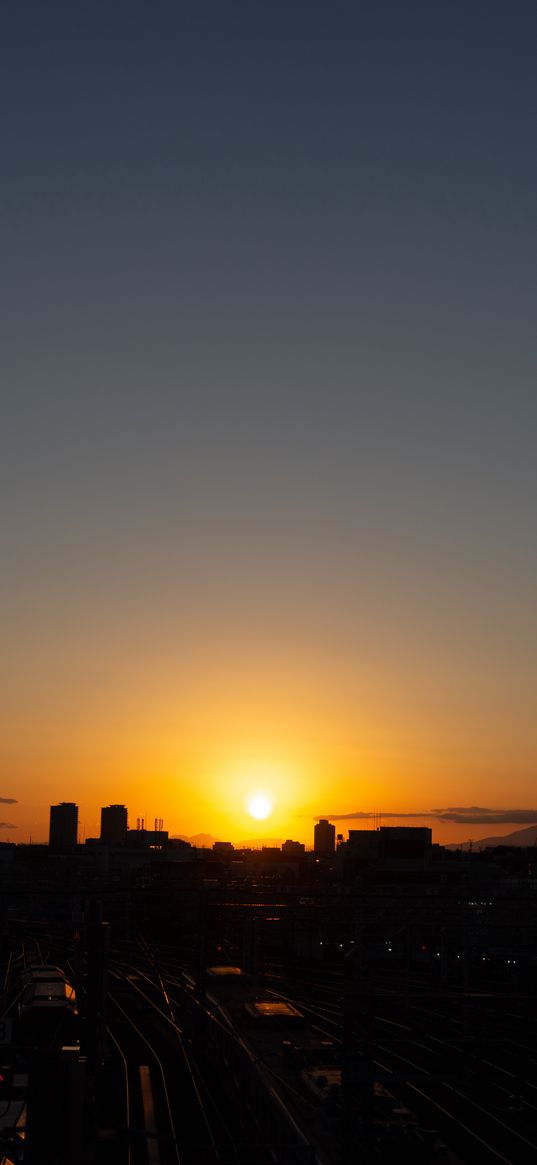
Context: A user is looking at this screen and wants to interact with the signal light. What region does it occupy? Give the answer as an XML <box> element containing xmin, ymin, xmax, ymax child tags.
<box><xmin>0</xmin><ymin>1067</ymin><xmax>12</xmax><ymax>1096</ymax></box>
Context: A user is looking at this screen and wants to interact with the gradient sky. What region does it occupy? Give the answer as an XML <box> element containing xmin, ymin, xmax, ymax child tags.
<box><xmin>2</xmin><ymin>1</ymin><xmax>537</xmax><ymax>846</ymax></box>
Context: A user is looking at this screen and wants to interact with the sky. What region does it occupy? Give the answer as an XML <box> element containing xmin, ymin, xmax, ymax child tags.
<box><xmin>2</xmin><ymin>1</ymin><xmax>537</xmax><ymax>847</ymax></box>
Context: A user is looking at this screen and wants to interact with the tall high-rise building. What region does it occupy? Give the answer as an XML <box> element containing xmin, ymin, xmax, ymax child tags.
<box><xmin>49</xmin><ymin>802</ymin><xmax>78</xmax><ymax>849</ymax></box>
<box><xmin>314</xmin><ymin>818</ymin><xmax>335</xmax><ymax>855</ymax></box>
<box><xmin>100</xmin><ymin>804</ymin><xmax>128</xmax><ymax>845</ymax></box>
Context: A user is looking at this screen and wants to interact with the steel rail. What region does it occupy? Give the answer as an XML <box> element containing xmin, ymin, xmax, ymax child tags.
<box><xmin>109</xmin><ymin>991</ymin><xmax>181</xmax><ymax>1165</ymax></box>
<box><xmin>105</xmin><ymin>1022</ymin><xmax>132</xmax><ymax>1165</ymax></box>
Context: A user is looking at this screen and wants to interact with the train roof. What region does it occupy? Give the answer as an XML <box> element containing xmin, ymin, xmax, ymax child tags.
<box><xmin>21</xmin><ymin>972</ymin><xmax>76</xmax><ymax>1012</ymax></box>
<box><xmin>23</xmin><ymin>964</ymin><xmax>65</xmax><ymax>982</ymax></box>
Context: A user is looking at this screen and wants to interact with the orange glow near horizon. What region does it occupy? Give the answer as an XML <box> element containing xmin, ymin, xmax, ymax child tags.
<box><xmin>3</xmin><ymin>718</ymin><xmax>536</xmax><ymax>850</ymax></box>
<box><xmin>2</xmin><ymin>640</ymin><xmax>537</xmax><ymax>848</ymax></box>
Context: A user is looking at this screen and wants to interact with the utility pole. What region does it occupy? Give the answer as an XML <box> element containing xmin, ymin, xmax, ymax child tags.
<box><xmin>342</xmin><ymin>896</ymin><xmax>374</xmax><ymax>1160</ymax></box>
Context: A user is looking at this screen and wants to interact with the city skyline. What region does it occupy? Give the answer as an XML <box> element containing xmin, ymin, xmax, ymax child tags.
<box><xmin>3</xmin><ymin>3</ymin><xmax>537</xmax><ymax>850</ymax></box>
<box><xmin>5</xmin><ymin>792</ymin><xmax>537</xmax><ymax>849</ymax></box>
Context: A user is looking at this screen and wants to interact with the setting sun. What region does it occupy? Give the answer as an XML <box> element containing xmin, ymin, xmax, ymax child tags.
<box><xmin>247</xmin><ymin>792</ymin><xmax>273</xmax><ymax>820</ymax></box>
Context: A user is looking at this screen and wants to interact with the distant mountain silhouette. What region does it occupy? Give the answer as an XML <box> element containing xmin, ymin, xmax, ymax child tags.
<box><xmin>448</xmin><ymin>824</ymin><xmax>537</xmax><ymax>851</ymax></box>
<box><xmin>172</xmin><ymin>833</ymin><xmax>220</xmax><ymax>848</ymax></box>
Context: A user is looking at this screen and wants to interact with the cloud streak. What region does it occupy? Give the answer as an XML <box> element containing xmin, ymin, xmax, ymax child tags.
<box><xmin>315</xmin><ymin>811</ymin><xmax>432</xmax><ymax>821</ymax></box>
<box><xmin>0</xmin><ymin>797</ymin><xmax>17</xmax><ymax>804</ymax></box>
<box><xmin>0</xmin><ymin>823</ymin><xmax>17</xmax><ymax>830</ymax></box>
<box><xmin>435</xmin><ymin>809</ymin><xmax>537</xmax><ymax>825</ymax></box>
<box><xmin>314</xmin><ymin>808</ymin><xmax>537</xmax><ymax>826</ymax></box>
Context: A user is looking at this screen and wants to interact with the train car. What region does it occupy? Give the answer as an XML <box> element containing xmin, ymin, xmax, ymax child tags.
<box><xmin>19</xmin><ymin>964</ymin><xmax>78</xmax><ymax>1046</ymax></box>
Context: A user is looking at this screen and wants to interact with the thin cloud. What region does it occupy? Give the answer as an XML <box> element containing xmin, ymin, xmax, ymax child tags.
<box><xmin>313</xmin><ymin>811</ymin><xmax>433</xmax><ymax>821</ymax></box>
<box><xmin>314</xmin><ymin>808</ymin><xmax>537</xmax><ymax>826</ymax></box>
<box><xmin>0</xmin><ymin>822</ymin><xmax>17</xmax><ymax>830</ymax></box>
<box><xmin>0</xmin><ymin>797</ymin><xmax>17</xmax><ymax>804</ymax></box>
<box><xmin>436</xmin><ymin>809</ymin><xmax>537</xmax><ymax>825</ymax></box>
<box><xmin>431</xmin><ymin>806</ymin><xmax>497</xmax><ymax>815</ymax></box>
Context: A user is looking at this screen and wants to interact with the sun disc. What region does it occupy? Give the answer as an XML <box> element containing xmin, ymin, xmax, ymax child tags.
<box><xmin>248</xmin><ymin>793</ymin><xmax>272</xmax><ymax>820</ymax></box>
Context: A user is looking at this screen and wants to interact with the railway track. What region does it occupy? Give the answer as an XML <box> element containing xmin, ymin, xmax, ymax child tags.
<box><xmin>256</xmin><ymin>965</ymin><xmax>537</xmax><ymax>1164</ymax></box>
<box><xmin>105</xmin><ymin>965</ymin><xmax>273</xmax><ymax>1164</ymax></box>
<box><xmin>7</xmin><ymin>920</ymin><xmax>537</xmax><ymax>1165</ymax></box>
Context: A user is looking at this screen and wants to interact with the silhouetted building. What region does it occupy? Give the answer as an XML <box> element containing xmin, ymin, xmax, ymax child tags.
<box><xmin>213</xmin><ymin>841</ymin><xmax>235</xmax><ymax>854</ymax></box>
<box><xmin>126</xmin><ymin>827</ymin><xmax>169</xmax><ymax>848</ymax></box>
<box><xmin>49</xmin><ymin>802</ymin><xmax>78</xmax><ymax>849</ymax></box>
<box><xmin>100</xmin><ymin>804</ymin><xmax>128</xmax><ymax>846</ymax></box>
<box><xmin>314</xmin><ymin>819</ymin><xmax>335</xmax><ymax>855</ymax></box>
<box><xmin>346</xmin><ymin>826</ymin><xmax>433</xmax><ymax>872</ymax></box>
<box><xmin>282</xmin><ymin>840</ymin><xmax>305</xmax><ymax>856</ymax></box>
<box><xmin>347</xmin><ymin>829</ymin><xmax>381</xmax><ymax>860</ymax></box>
<box><xmin>378</xmin><ymin>826</ymin><xmax>432</xmax><ymax>861</ymax></box>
